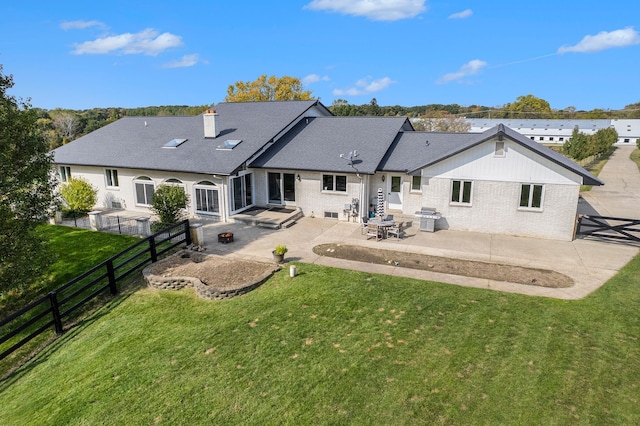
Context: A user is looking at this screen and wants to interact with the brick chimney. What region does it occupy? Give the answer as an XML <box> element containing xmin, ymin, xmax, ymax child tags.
<box><xmin>203</xmin><ymin>109</ymin><xmax>218</xmax><ymax>138</ymax></box>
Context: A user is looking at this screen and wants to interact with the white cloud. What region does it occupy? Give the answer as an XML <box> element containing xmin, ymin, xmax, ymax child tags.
<box><xmin>437</xmin><ymin>59</ymin><xmax>487</xmax><ymax>84</ymax></box>
<box><xmin>302</xmin><ymin>74</ymin><xmax>330</xmax><ymax>84</ymax></box>
<box><xmin>163</xmin><ymin>54</ymin><xmax>203</xmax><ymax>68</ymax></box>
<box><xmin>304</xmin><ymin>0</ymin><xmax>427</xmax><ymax>21</ymax></box>
<box><xmin>333</xmin><ymin>76</ymin><xmax>395</xmax><ymax>96</ymax></box>
<box><xmin>558</xmin><ymin>27</ymin><xmax>640</xmax><ymax>53</ymax></box>
<box><xmin>61</xmin><ymin>20</ymin><xmax>108</xmax><ymax>30</ymax></box>
<box><xmin>448</xmin><ymin>9</ymin><xmax>472</xmax><ymax>19</ymax></box>
<box><xmin>71</xmin><ymin>28</ymin><xmax>183</xmax><ymax>56</ymax></box>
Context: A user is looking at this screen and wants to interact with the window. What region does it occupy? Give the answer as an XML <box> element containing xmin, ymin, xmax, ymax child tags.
<box><xmin>216</xmin><ymin>139</ymin><xmax>242</xmax><ymax>150</ymax></box>
<box><xmin>494</xmin><ymin>141</ymin><xmax>505</xmax><ymax>156</ymax></box>
<box><xmin>548</xmin><ymin>137</ymin><xmax>554</xmax><ymax>141</ymax></box>
<box><xmin>134</xmin><ymin>176</ymin><xmax>154</xmax><ymax>206</ymax></box>
<box><xmin>59</xmin><ymin>166</ymin><xmax>71</xmax><ymax>182</ymax></box>
<box><xmin>105</xmin><ymin>169</ymin><xmax>119</xmax><ymax>187</ymax></box>
<box><xmin>194</xmin><ymin>181</ymin><xmax>219</xmax><ymax>214</ymax></box>
<box><xmin>539</xmin><ymin>136</ymin><xmax>544</xmax><ymax>141</ymax></box>
<box><xmin>559</xmin><ymin>137</ymin><xmax>564</xmax><ymax>142</ymax></box>
<box><xmin>451</xmin><ymin>180</ymin><xmax>472</xmax><ymax>204</ymax></box>
<box><xmin>624</xmin><ymin>138</ymin><xmax>630</xmax><ymax>143</ymax></box>
<box><xmin>411</xmin><ymin>175</ymin><xmax>421</xmax><ymax>191</ymax></box>
<box><xmin>163</xmin><ymin>138</ymin><xmax>187</xmax><ymax>148</ymax></box>
<box><xmin>519</xmin><ymin>184</ymin><xmax>544</xmax><ymax>209</ymax></box>
<box><xmin>322</xmin><ymin>174</ymin><xmax>347</xmax><ymax>192</ymax></box>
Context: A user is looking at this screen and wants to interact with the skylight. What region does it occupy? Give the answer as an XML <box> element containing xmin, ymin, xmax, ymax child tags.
<box><xmin>216</xmin><ymin>139</ymin><xmax>242</xmax><ymax>150</ymax></box>
<box><xmin>163</xmin><ymin>138</ymin><xmax>187</xmax><ymax>148</ymax></box>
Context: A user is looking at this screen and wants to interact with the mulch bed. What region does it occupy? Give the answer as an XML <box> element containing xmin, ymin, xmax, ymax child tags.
<box><xmin>313</xmin><ymin>243</ymin><xmax>574</xmax><ymax>288</ymax></box>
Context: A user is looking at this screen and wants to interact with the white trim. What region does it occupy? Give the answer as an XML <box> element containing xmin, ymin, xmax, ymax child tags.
<box><xmin>518</xmin><ymin>183</ymin><xmax>545</xmax><ymax>211</ymax></box>
<box><xmin>133</xmin><ymin>176</ymin><xmax>155</xmax><ymax>207</ymax></box>
<box><xmin>193</xmin><ymin>180</ymin><xmax>220</xmax><ymax>216</ymax></box>
<box><xmin>450</xmin><ymin>179</ymin><xmax>473</xmax><ymax>206</ymax></box>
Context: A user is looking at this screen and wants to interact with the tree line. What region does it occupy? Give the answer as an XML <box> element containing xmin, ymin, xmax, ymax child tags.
<box><xmin>35</xmin><ymin>105</ymin><xmax>210</xmax><ymax>150</ymax></box>
<box><xmin>562</xmin><ymin>127</ymin><xmax>619</xmax><ymax>161</ymax></box>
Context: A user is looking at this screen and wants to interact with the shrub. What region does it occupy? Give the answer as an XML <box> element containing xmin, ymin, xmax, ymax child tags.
<box><xmin>60</xmin><ymin>177</ymin><xmax>97</xmax><ymax>215</ymax></box>
<box><xmin>150</xmin><ymin>184</ymin><xmax>189</xmax><ymax>225</ymax></box>
<box><xmin>274</xmin><ymin>244</ymin><xmax>288</xmax><ymax>255</ymax></box>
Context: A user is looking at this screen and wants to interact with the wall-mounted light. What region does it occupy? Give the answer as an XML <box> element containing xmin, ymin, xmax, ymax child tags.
<box><xmin>381</xmin><ymin>175</ymin><xmax>385</xmax><ymax>182</ymax></box>
<box><xmin>296</xmin><ymin>174</ymin><xmax>301</xmax><ymax>182</ymax></box>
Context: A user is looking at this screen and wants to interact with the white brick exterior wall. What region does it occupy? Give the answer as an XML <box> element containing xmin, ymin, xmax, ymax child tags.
<box><xmin>416</xmin><ymin>177</ymin><xmax>579</xmax><ymax>240</ymax></box>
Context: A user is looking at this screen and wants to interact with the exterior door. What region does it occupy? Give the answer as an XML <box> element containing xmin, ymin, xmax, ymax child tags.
<box><xmin>268</xmin><ymin>172</ymin><xmax>296</xmax><ymax>205</ymax></box>
<box><xmin>388</xmin><ymin>175</ymin><xmax>403</xmax><ymax>210</ymax></box>
<box><xmin>282</xmin><ymin>173</ymin><xmax>296</xmax><ymax>205</ymax></box>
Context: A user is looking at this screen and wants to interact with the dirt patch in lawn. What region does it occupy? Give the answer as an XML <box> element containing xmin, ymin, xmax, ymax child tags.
<box><xmin>147</xmin><ymin>252</ymin><xmax>277</xmax><ymax>290</ymax></box>
<box><xmin>313</xmin><ymin>244</ymin><xmax>574</xmax><ymax>288</ymax></box>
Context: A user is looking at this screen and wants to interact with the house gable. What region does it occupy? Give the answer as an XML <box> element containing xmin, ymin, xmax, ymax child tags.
<box><xmin>404</xmin><ymin>125</ymin><xmax>602</xmax><ymax>186</ymax></box>
<box><xmin>421</xmin><ymin>136</ymin><xmax>586</xmax><ymax>186</ymax></box>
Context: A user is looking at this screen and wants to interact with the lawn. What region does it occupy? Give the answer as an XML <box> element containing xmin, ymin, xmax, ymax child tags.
<box><xmin>631</xmin><ymin>147</ymin><xmax>640</xmax><ymax>172</ymax></box>
<box><xmin>0</xmin><ymin>225</ymin><xmax>139</xmax><ymax>316</ymax></box>
<box><xmin>1</xmin><ymin>253</ymin><xmax>639</xmax><ymax>425</ymax></box>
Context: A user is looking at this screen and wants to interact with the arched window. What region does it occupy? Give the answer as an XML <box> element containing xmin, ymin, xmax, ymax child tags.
<box><xmin>134</xmin><ymin>176</ymin><xmax>155</xmax><ymax>206</ymax></box>
<box><xmin>163</xmin><ymin>178</ymin><xmax>186</xmax><ymax>193</ymax></box>
<box><xmin>194</xmin><ymin>181</ymin><xmax>219</xmax><ymax>215</ymax></box>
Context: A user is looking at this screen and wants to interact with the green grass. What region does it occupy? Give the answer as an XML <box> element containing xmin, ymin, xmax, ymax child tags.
<box><xmin>631</xmin><ymin>148</ymin><xmax>640</xmax><ymax>172</ymax></box>
<box><xmin>1</xmin><ymin>255</ymin><xmax>640</xmax><ymax>425</ymax></box>
<box><xmin>0</xmin><ymin>225</ymin><xmax>139</xmax><ymax>315</ymax></box>
<box><xmin>579</xmin><ymin>146</ymin><xmax>617</xmax><ymax>192</ymax></box>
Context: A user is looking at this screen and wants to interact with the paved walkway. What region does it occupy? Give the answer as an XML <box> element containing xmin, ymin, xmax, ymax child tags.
<box><xmin>579</xmin><ymin>146</ymin><xmax>640</xmax><ymax>218</ymax></box>
<box><xmin>198</xmin><ymin>147</ymin><xmax>639</xmax><ymax>300</ymax></box>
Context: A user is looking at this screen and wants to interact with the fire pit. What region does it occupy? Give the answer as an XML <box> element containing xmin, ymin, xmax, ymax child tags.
<box><xmin>218</xmin><ymin>232</ymin><xmax>234</xmax><ymax>244</ymax></box>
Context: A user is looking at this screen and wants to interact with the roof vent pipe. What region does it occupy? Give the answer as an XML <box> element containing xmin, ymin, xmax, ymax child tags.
<box><xmin>204</xmin><ymin>109</ymin><xmax>218</xmax><ymax>138</ymax></box>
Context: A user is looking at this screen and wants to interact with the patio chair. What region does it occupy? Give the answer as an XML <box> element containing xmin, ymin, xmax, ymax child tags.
<box><xmin>366</xmin><ymin>223</ymin><xmax>383</xmax><ymax>241</ymax></box>
<box><xmin>386</xmin><ymin>223</ymin><xmax>401</xmax><ymax>239</ymax></box>
<box><xmin>361</xmin><ymin>216</ymin><xmax>369</xmax><ymax>235</ymax></box>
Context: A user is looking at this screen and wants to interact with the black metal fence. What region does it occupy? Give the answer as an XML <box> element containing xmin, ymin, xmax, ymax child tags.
<box><xmin>101</xmin><ymin>215</ymin><xmax>140</xmax><ymax>235</ymax></box>
<box><xmin>576</xmin><ymin>215</ymin><xmax>640</xmax><ymax>243</ymax></box>
<box><xmin>0</xmin><ymin>220</ymin><xmax>191</xmax><ymax>362</ymax></box>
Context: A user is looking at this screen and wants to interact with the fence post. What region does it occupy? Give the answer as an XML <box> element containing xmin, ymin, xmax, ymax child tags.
<box><xmin>149</xmin><ymin>236</ymin><xmax>158</xmax><ymax>263</ymax></box>
<box><xmin>184</xmin><ymin>220</ymin><xmax>192</xmax><ymax>246</ymax></box>
<box><xmin>89</xmin><ymin>211</ymin><xmax>103</xmax><ymax>231</ymax></box>
<box><xmin>49</xmin><ymin>292</ymin><xmax>63</xmax><ymax>335</ymax></box>
<box><xmin>136</xmin><ymin>217</ymin><xmax>151</xmax><ymax>237</ymax></box>
<box><xmin>106</xmin><ymin>260</ymin><xmax>117</xmax><ymax>295</ymax></box>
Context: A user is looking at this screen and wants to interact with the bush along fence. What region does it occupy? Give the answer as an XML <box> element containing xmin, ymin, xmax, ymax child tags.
<box><xmin>0</xmin><ymin>220</ymin><xmax>192</xmax><ymax>364</ymax></box>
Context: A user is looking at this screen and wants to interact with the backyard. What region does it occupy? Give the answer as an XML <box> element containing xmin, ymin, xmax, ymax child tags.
<box><xmin>1</xmin><ymin>245</ymin><xmax>639</xmax><ymax>424</ymax></box>
<box><xmin>1</xmin><ymin>144</ymin><xmax>639</xmax><ymax>424</ymax></box>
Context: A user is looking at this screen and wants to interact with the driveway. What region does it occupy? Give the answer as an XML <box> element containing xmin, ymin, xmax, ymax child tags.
<box><xmin>579</xmin><ymin>146</ymin><xmax>640</xmax><ymax>218</ymax></box>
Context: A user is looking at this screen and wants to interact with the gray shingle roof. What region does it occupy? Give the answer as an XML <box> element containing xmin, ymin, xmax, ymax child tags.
<box><xmin>383</xmin><ymin>124</ymin><xmax>603</xmax><ymax>186</ymax></box>
<box><xmin>250</xmin><ymin>116</ymin><xmax>412</xmax><ymax>174</ymax></box>
<box><xmin>53</xmin><ymin>100</ymin><xmax>322</xmax><ymax>175</ymax></box>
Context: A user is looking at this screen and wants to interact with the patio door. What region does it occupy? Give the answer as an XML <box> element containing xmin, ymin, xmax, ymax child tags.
<box><xmin>268</xmin><ymin>172</ymin><xmax>296</xmax><ymax>205</ymax></box>
<box><xmin>387</xmin><ymin>175</ymin><xmax>403</xmax><ymax>210</ymax></box>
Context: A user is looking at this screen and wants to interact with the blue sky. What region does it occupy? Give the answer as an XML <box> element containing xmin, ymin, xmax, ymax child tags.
<box><xmin>1</xmin><ymin>1</ymin><xmax>639</xmax><ymax>111</ymax></box>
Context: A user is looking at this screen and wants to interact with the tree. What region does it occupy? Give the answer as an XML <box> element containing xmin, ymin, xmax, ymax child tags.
<box><xmin>225</xmin><ymin>75</ymin><xmax>313</xmax><ymax>102</ymax></box>
<box><xmin>412</xmin><ymin>112</ymin><xmax>471</xmax><ymax>132</ymax></box>
<box><xmin>0</xmin><ymin>65</ymin><xmax>59</xmax><ymax>294</ymax></box>
<box><xmin>505</xmin><ymin>94</ymin><xmax>552</xmax><ymax>118</ymax></box>
<box><xmin>150</xmin><ymin>185</ymin><xmax>189</xmax><ymax>226</ymax></box>
<box><xmin>562</xmin><ymin>128</ymin><xmax>590</xmax><ymax>161</ymax></box>
<box><xmin>52</xmin><ymin>112</ymin><xmax>81</xmax><ymax>142</ymax></box>
<box><xmin>60</xmin><ymin>177</ymin><xmax>98</xmax><ymax>215</ymax></box>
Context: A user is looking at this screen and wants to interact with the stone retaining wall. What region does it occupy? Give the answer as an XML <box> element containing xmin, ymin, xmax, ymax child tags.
<box><xmin>142</xmin><ymin>250</ymin><xmax>277</xmax><ymax>300</ymax></box>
